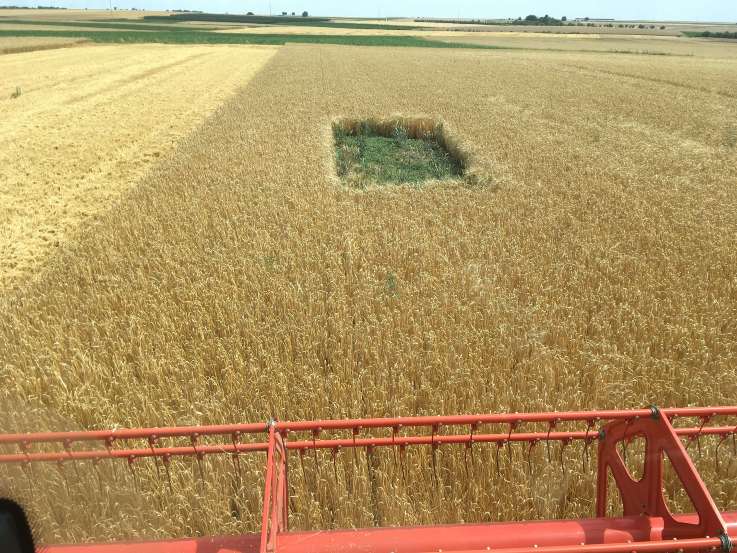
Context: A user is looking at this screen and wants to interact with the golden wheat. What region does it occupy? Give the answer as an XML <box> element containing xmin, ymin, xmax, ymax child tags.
<box><xmin>1</xmin><ymin>43</ymin><xmax>736</xmax><ymax>545</ymax></box>
<box><xmin>0</xmin><ymin>36</ymin><xmax>88</xmax><ymax>55</ymax></box>
<box><xmin>0</xmin><ymin>44</ymin><xmax>278</xmax><ymax>291</ymax></box>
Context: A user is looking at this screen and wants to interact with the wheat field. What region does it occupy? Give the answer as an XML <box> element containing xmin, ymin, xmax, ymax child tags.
<box><xmin>1</xmin><ymin>42</ymin><xmax>736</xmax><ymax>546</ymax></box>
<box><xmin>0</xmin><ymin>44</ymin><xmax>277</xmax><ymax>290</ymax></box>
<box><xmin>0</xmin><ymin>9</ymin><xmax>168</xmax><ymax>20</ymax></box>
<box><xmin>0</xmin><ymin>36</ymin><xmax>88</xmax><ymax>54</ymax></box>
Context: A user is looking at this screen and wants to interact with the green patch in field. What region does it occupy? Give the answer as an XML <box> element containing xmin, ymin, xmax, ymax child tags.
<box><xmin>0</xmin><ymin>29</ymin><xmax>500</xmax><ymax>49</ymax></box>
<box><xmin>333</xmin><ymin>118</ymin><xmax>465</xmax><ymax>188</ymax></box>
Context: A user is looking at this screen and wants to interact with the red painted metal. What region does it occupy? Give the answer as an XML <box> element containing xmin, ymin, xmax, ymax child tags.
<box><xmin>41</xmin><ymin>515</ymin><xmax>737</xmax><ymax>553</ymax></box>
<box><xmin>0</xmin><ymin>407</ymin><xmax>734</xmax><ymax>553</ymax></box>
<box><xmin>2</xmin><ymin>426</ymin><xmax>734</xmax><ymax>465</ymax></box>
<box><xmin>597</xmin><ymin>410</ymin><xmax>728</xmax><ymax>541</ymax></box>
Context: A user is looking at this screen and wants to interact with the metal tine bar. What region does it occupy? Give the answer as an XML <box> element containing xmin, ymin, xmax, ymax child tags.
<box><xmin>0</xmin><ymin>422</ymin><xmax>268</xmax><ymax>446</ymax></box>
<box><xmin>275</xmin><ymin>407</ymin><xmax>737</xmax><ymax>433</ymax></box>
<box><xmin>1</xmin><ymin>407</ymin><xmax>734</xmax><ymax>449</ymax></box>
<box><xmin>2</xmin><ymin>426</ymin><xmax>736</xmax><ymax>465</ymax></box>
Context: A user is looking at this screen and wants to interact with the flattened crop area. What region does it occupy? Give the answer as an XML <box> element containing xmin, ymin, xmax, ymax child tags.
<box><xmin>1</xmin><ymin>44</ymin><xmax>737</xmax><ymax>544</ymax></box>
<box><xmin>0</xmin><ymin>43</ymin><xmax>278</xmax><ymax>289</ymax></box>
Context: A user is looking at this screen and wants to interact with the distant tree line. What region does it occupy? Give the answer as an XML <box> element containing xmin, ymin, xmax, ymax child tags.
<box><xmin>415</xmin><ymin>16</ymin><xmax>669</xmax><ymax>31</ymax></box>
<box><xmin>144</xmin><ymin>13</ymin><xmax>328</xmax><ymax>25</ymax></box>
<box><xmin>415</xmin><ymin>15</ymin><xmax>565</xmax><ymax>26</ymax></box>
<box><xmin>688</xmin><ymin>30</ymin><xmax>737</xmax><ymax>39</ymax></box>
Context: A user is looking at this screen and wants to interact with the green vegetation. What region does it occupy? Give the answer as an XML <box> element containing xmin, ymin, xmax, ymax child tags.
<box><xmin>414</xmin><ymin>14</ymin><xmax>565</xmax><ymax>26</ymax></box>
<box><xmin>0</xmin><ymin>29</ymin><xmax>498</xmax><ymax>49</ymax></box>
<box><xmin>144</xmin><ymin>13</ymin><xmax>333</xmax><ymax>24</ymax></box>
<box><xmin>684</xmin><ymin>31</ymin><xmax>737</xmax><ymax>40</ymax></box>
<box><xmin>334</xmin><ymin>123</ymin><xmax>463</xmax><ymax>187</ymax></box>
<box><xmin>0</xmin><ymin>18</ymin><xmax>205</xmax><ymax>32</ymax></box>
<box><xmin>143</xmin><ymin>13</ymin><xmax>422</xmax><ymax>30</ymax></box>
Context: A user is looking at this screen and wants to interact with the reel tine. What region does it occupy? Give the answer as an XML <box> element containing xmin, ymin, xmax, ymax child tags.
<box><xmin>431</xmin><ymin>424</ymin><xmax>440</xmax><ymax>485</ymax></box>
<box><xmin>127</xmin><ymin>455</ymin><xmax>139</xmax><ymax>492</ymax></box>
<box><xmin>312</xmin><ymin>429</ymin><xmax>322</xmax><ymax>488</ymax></box>
<box><xmin>466</xmin><ymin>423</ymin><xmax>478</xmax><ymax>477</ymax></box>
<box><xmin>464</xmin><ymin>422</ymin><xmax>476</xmax><ymax>478</ymax></box>
<box><xmin>546</xmin><ymin>419</ymin><xmax>558</xmax><ymax>463</ymax></box>
<box><xmin>527</xmin><ymin>439</ymin><xmax>537</xmax><ymax>475</ymax></box>
<box><xmin>507</xmin><ymin>421</ymin><xmax>517</xmax><ymax>466</ymax></box>
<box><xmin>400</xmin><ymin>444</ymin><xmax>408</xmax><ymax>484</ymax></box>
<box><xmin>715</xmin><ymin>434</ymin><xmax>729</xmax><ymax>475</ymax></box>
<box><xmin>148</xmin><ymin>435</ymin><xmax>162</xmax><ymax>480</ymax></box>
<box><xmin>560</xmin><ymin>437</ymin><xmax>571</xmax><ymax>474</ymax></box>
<box><xmin>162</xmin><ymin>454</ymin><xmax>173</xmax><ymax>494</ymax></box>
<box><xmin>495</xmin><ymin>441</ymin><xmax>502</xmax><ymax>477</ymax></box>
<box><xmin>331</xmin><ymin>446</ymin><xmax>339</xmax><ymax>481</ymax></box>
<box><xmin>582</xmin><ymin>420</ymin><xmax>595</xmax><ymax>473</ymax></box>
<box><xmin>189</xmin><ymin>434</ymin><xmax>206</xmax><ymax>482</ymax></box>
<box><xmin>230</xmin><ymin>431</ymin><xmax>243</xmax><ymax>491</ymax></box>
<box><xmin>695</xmin><ymin>416</ymin><xmax>709</xmax><ymax>459</ymax></box>
<box><xmin>352</xmin><ymin>427</ymin><xmax>359</xmax><ymax>469</ymax></box>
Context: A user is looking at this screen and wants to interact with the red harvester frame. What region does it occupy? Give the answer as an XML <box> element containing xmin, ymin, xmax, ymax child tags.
<box><xmin>1</xmin><ymin>406</ymin><xmax>735</xmax><ymax>553</ymax></box>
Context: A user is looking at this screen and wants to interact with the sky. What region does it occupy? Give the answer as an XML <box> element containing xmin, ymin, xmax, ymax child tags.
<box><xmin>5</xmin><ymin>1</ymin><xmax>737</xmax><ymax>22</ymax></box>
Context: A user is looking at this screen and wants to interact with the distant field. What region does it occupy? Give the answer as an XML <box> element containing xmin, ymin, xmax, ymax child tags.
<box><xmin>0</xmin><ymin>8</ymin><xmax>167</xmax><ymax>20</ymax></box>
<box><xmin>443</xmin><ymin>33</ymin><xmax>737</xmax><ymax>58</ymax></box>
<box><xmin>0</xmin><ymin>29</ymin><xmax>497</xmax><ymax>48</ymax></box>
<box><xmin>0</xmin><ymin>18</ymin><xmax>219</xmax><ymax>32</ymax></box>
<box><xmin>0</xmin><ymin>43</ymin><xmax>277</xmax><ymax>289</ymax></box>
<box><xmin>0</xmin><ymin>23</ymin><xmax>158</xmax><ymax>32</ymax></box>
<box><xmin>144</xmin><ymin>12</ymin><xmax>423</xmax><ymax>30</ymax></box>
<box><xmin>0</xmin><ymin>35</ymin><xmax>87</xmax><ymax>54</ymax></box>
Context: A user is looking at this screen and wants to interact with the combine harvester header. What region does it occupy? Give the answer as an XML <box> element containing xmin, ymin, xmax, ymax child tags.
<box><xmin>1</xmin><ymin>406</ymin><xmax>736</xmax><ymax>553</ymax></box>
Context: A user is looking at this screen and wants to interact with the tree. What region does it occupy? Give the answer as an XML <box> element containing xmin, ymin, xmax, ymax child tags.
<box><xmin>561</xmin><ymin>16</ymin><xmax>567</xmax><ymax>22</ymax></box>
<box><xmin>524</xmin><ymin>14</ymin><xmax>538</xmax><ymax>21</ymax></box>
<box><xmin>246</xmin><ymin>11</ymin><xmax>254</xmax><ymax>15</ymax></box>
<box><xmin>302</xmin><ymin>11</ymin><xmax>309</xmax><ymax>16</ymax></box>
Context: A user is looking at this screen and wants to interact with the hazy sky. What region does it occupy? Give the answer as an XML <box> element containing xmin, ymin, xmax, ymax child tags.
<box><xmin>6</xmin><ymin>1</ymin><xmax>737</xmax><ymax>22</ymax></box>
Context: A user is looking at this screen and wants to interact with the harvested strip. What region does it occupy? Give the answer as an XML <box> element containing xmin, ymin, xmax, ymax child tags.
<box><xmin>0</xmin><ymin>43</ymin><xmax>278</xmax><ymax>290</ymax></box>
<box><xmin>0</xmin><ymin>35</ymin><xmax>87</xmax><ymax>54</ymax></box>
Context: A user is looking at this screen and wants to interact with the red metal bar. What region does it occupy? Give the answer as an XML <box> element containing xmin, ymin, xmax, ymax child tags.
<box><xmin>40</xmin><ymin>513</ymin><xmax>737</xmax><ymax>553</ymax></box>
<box><xmin>1</xmin><ymin>426</ymin><xmax>733</xmax><ymax>465</ymax></box>
<box><xmin>2</xmin><ymin>407</ymin><xmax>734</xmax><ymax>553</ymax></box>
<box><xmin>259</xmin><ymin>423</ymin><xmax>277</xmax><ymax>553</ymax></box>
<box><xmin>276</xmin><ymin>407</ymin><xmax>737</xmax><ymax>433</ymax></box>
<box><xmin>2</xmin><ymin>407</ymin><xmax>734</xmax><ymax>449</ymax></box>
<box><xmin>275</xmin><ymin>432</ymin><xmax>289</xmax><ymax>535</ymax></box>
<box><xmin>597</xmin><ymin>410</ymin><xmax>728</xmax><ymax>541</ymax></box>
<box><xmin>0</xmin><ymin>422</ymin><xmax>267</xmax><ymax>446</ymax></box>
<box><xmin>413</xmin><ymin>538</ymin><xmax>726</xmax><ymax>553</ymax></box>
